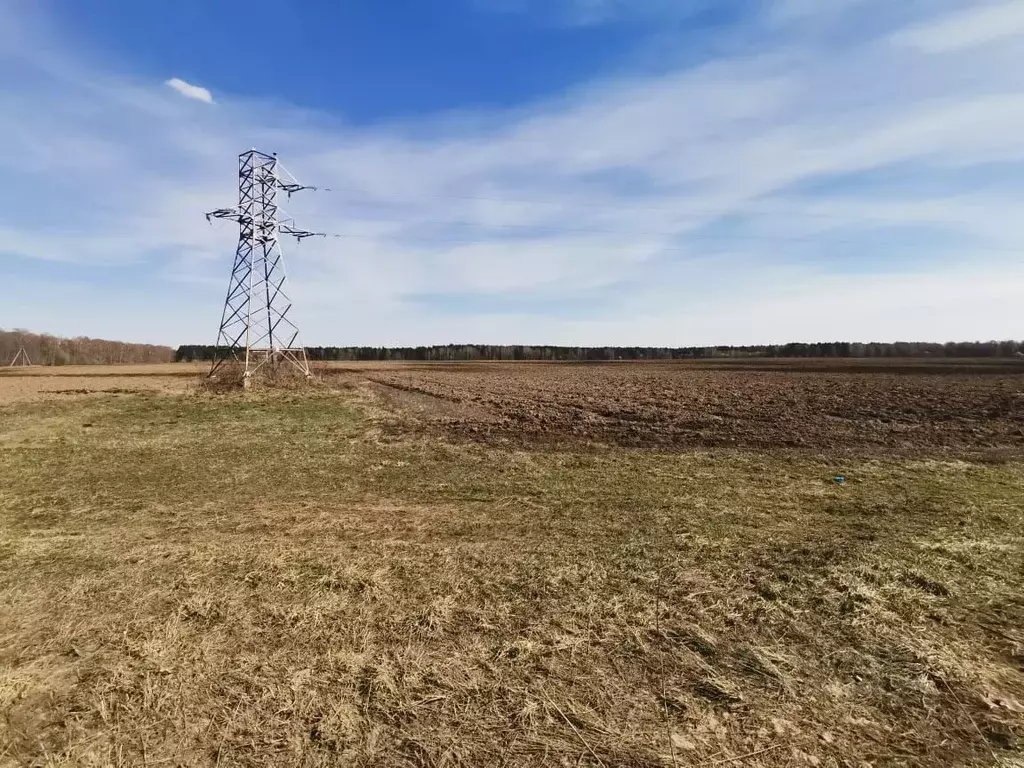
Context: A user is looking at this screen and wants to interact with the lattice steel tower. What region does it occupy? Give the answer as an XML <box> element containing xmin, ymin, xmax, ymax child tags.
<box><xmin>8</xmin><ymin>347</ymin><xmax>31</xmax><ymax>367</ymax></box>
<box><xmin>206</xmin><ymin>149</ymin><xmax>324</xmax><ymax>382</ymax></box>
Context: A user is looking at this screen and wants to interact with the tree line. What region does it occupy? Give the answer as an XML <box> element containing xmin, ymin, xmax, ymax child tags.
<box><xmin>5</xmin><ymin>330</ymin><xmax>1019</xmax><ymax>367</ymax></box>
<box><xmin>1</xmin><ymin>329</ymin><xmax>175</xmax><ymax>366</ymax></box>
<box><xmin>175</xmin><ymin>340</ymin><xmax>1024</xmax><ymax>363</ymax></box>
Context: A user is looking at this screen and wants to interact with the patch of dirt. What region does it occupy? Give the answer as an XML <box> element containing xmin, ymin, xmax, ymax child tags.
<box><xmin>0</xmin><ymin>368</ymin><xmax>195</xmax><ymax>403</ymax></box>
<box><xmin>366</xmin><ymin>377</ymin><xmax>499</xmax><ymax>423</ymax></box>
<box><xmin>50</xmin><ymin>387</ymin><xmax>146</xmax><ymax>396</ymax></box>
<box><xmin>359</xmin><ymin>361</ymin><xmax>1024</xmax><ymax>458</ymax></box>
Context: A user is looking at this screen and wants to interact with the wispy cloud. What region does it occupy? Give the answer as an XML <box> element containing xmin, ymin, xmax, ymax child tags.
<box><xmin>891</xmin><ymin>1</ymin><xmax>1024</xmax><ymax>53</ymax></box>
<box><xmin>1</xmin><ymin>3</ymin><xmax>1022</xmax><ymax>345</ymax></box>
<box><xmin>164</xmin><ymin>77</ymin><xmax>214</xmax><ymax>104</ymax></box>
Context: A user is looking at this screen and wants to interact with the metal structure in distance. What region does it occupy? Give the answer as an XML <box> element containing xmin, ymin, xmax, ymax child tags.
<box><xmin>8</xmin><ymin>347</ymin><xmax>31</xmax><ymax>367</ymax></box>
<box><xmin>206</xmin><ymin>149</ymin><xmax>324</xmax><ymax>384</ymax></box>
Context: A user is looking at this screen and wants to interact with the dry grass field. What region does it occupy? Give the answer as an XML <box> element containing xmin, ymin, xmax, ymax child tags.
<box><xmin>0</xmin><ymin>364</ymin><xmax>204</xmax><ymax>404</ymax></box>
<box><xmin>1</xmin><ymin>360</ymin><xmax>1023</xmax><ymax>767</ymax></box>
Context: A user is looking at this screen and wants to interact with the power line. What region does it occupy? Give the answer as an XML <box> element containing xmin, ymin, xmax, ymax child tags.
<box><xmin>198</xmin><ymin>180</ymin><xmax>1022</xmax><ymax>254</ymax></box>
<box><xmin>303</xmin><ymin>186</ymin><xmax>1017</xmax><ymax>224</ymax></box>
<box><xmin>218</xmin><ymin>223</ymin><xmax>1020</xmax><ymax>255</ymax></box>
<box><xmin>297</xmin><ymin>212</ymin><xmax>928</xmax><ymax>236</ymax></box>
<box><xmin>77</xmin><ymin>187</ymin><xmax>1020</xmax><ymax>232</ymax></box>
<box><xmin>281</xmin><ymin>215</ymin><xmax>1022</xmax><ymax>252</ymax></box>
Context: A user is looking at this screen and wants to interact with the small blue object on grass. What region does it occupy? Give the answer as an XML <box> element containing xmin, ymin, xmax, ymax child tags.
<box><xmin>833</xmin><ymin>475</ymin><xmax>847</xmax><ymax>485</ymax></box>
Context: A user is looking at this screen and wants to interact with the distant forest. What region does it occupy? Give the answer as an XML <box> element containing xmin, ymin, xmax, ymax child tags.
<box><xmin>176</xmin><ymin>340</ymin><xmax>1024</xmax><ymax>363</ymax></box>
<box><xmin>1</xmin><ymin>329</ymin><xmax>175</xmax><ymax>366</ymax></box>
<box><xmin>5</xmin><ymin>330</ymin><xmax>1020</xmax><ymax>366</ymax></box>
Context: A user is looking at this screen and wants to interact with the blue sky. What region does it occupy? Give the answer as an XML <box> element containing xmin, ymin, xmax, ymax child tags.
<box><xmin>1</xmin><ymin>0</ymin><xmax>1023</xmax><ymax>346</ymax></box>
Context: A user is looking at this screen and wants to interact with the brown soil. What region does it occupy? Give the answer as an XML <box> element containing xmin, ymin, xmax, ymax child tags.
<box><xmin>0</xmin><ymin>374</ymin><xmax>195</xmax><ymax>405</ymax></box>
<box><xmin>0</xmin><ymin>366</ymin><xmax>199</xmax><ymax>403</ymax></box>
<box><xmin>353</xmin><ymin>360</ymin><xmax>1024</xmax><ymax>458</ymax></box>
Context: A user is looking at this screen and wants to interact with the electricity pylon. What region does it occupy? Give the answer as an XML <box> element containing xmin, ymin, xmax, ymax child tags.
<box><xmin>8</xmin><ymin>347</ymin><xmax>31</xmax><ymax>366</ymax></box>
<box><xmin>205</xmin><ymin>149</ymin><xmax>325</xmax><ymax>383</ymax></box>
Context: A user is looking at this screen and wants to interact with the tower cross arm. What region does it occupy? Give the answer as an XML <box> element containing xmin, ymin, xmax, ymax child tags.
<box><xmin>277</xmin><ymin>181</ymin><xmax>316</xmax><ymax>197</ymax></box>
<box><xmin>205</xmin><ymin>207</ymin><xmax>247</xmax><ymax>223</ymax></box>
<box><xmin>273</xmin><ymin>161</ymin><xmax>330</xmax><ymax>198</ymax></box>
<box><xmin>279</xmin><ymin>224</ymin><xmax>326</xmax><ymax>242</ymax></box>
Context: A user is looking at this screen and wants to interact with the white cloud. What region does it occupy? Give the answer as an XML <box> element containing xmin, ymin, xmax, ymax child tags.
<box><xmin>164</xmin><ymin>77</ymin><xmax>214</xmax><ymax>104</ymax></box>
<box><xmin>0</xmin><ymin>3</ymin><xmax>1023</xmax><ymax>346</ymax></box>
<box><xmin>892</xmin><ymin>1</ymin><xmax>1024</xmax><ymax>53</ymax></box>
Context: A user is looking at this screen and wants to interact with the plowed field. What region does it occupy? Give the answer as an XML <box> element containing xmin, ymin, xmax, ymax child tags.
<box><xmin>363</xmin><ymin>360</ymin><xmax>1024</xmax><ymax>457</ymax></box>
